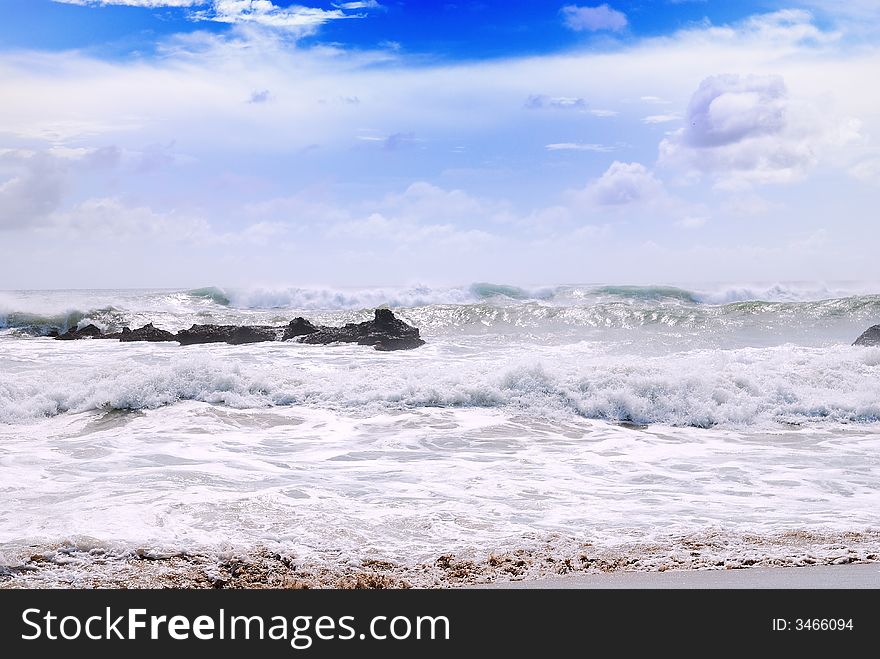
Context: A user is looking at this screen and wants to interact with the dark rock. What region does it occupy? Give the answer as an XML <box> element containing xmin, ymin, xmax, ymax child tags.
<box><xmin>78</xmin><ymin>324</ymin><xmax>104</xmax><ymax>338</ymax></box>
<box><xmin>119</xmin><ymin>323</ymin><xmax>176</xmax><ymax>342</ymax></box>
<box><xmin>55</xmin><ymin>324</ymin><xmax>104</xmax><ymax>340</ymax></box>
<box><xmin>48</xmin><ymin>309</ymin><xmax>426</xmax><ymax>351</ymax></box>
<box><xmin>175</xmin><ymin>324</ymin><xmax>238</xmax><ymax>345</ymax></box>
<box><xmin>47</xmin><ymin>329</ymin><xmax>59</xmax><ymax>338</ymax></box>
<box><xmin>299</xmin><ymin>309</ymin><xmax>425</xmax><ymax>351</ymax></box>
<box><xmin>175</xmin><ymin>324</ymin><xmax>280</xmax><ymax>345</ymax></box>
<box><xmin>226</xmin><ymin>326</ymin><xmax>280</xmax><ymax>345</ymax></box>
<box><xmin>374</xmin><ymin>337</ymin><xmax>426</xmax><ymax>351</ymax></box>
<box><xmin>298</xmin><ymin>326</ymin><xmax>356</xmax><ymax>345</ymax></box>
<box><xmin>282</xmin><ymin>317</ymin><xmax>319</xmax><ymax>341</ymax></box>
<box><xmin>854</xmin><ymin>325</ymin><xmax>880</xmax><ymax>346</ymax></box>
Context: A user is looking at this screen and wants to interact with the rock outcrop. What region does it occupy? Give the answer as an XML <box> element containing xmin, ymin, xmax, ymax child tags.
<box><xmin>853</xmin><ymin>325</ymin><xmax>880</xmax><ymax>346</ymax></box>
<box><xmin>226</xmin><ymin>326</ymin><xmax>282</xmax><ymax>345</ymax></box>
<box><xmin>55</xmin><ymin>324</ymin><xmax>104</xmax><ymax>340</ymax></box>
<box><xmin>282</xmin><ymin>317</ymin><xmax>319</xmax><ymax>341</ymax></box>
<box><xmin>52</xmin><ymin>309</ymin><xmax>425</xmax><ymax>351</ymax></box>
<box><xmin>175</xmin><ymin>324</ymin><xmax>239</xmax><ymax>345</ymax></box>
<box><xmin>118</xmin><ymin>323</ymin><xmax>177</xmax><ymax>342</ymax></box>
<box><xmin>298</xmin><ymin>308</ymin><xmax>425</xmax><ymax>350</ymax></box>
<box><xmin>174</xmin><ymin>324</ymin><xmax>282</xmax><ymax>345</ymax></box>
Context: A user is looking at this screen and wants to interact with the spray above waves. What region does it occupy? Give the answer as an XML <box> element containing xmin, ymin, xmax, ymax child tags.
<box><xmin>184</xmin><ymin>282</ymin><xmax>554</xmax><ymax>310</ymax></box>
<box><xmin>469</xmin><ymin>282</ymin><xmax>555</xmax><ymax>301</ymax></box>
<box><xmin>590</xmin><ymin>285</ymin><xmax>700</xmax><ymax>303</ymax></box>
<box><xmin>2</xmin><ymin>283</ymin><xmax>880</xmax><ymax>339</ymax></box>
<box><xmin>0</xmin><ymin>307</ymin><xmax>125</xmax><ymax>334</ymax></box>
<box><xmin>186</xmin><ymin>286</ymin><xmax>231</xmax><ymax>307</ymax></box>
<box><xmin>185</xmin><ymin>282</ymin><xmax>880</xmax><ymax>311</ymax></box>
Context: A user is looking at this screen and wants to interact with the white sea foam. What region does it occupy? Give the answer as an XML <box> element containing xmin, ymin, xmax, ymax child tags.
<box><xmin>2</xmin><ymin>338</ymin><xmax>880</xmax><ymax>427</ymax></box>
<box><xmin>1</xmin><ymin>403</ymin><xmax>878</xmax><ymax>581</ymax></box>
<box><xmin>692</xmin><ymin>282</ymin><xmax>880</xmax><ymax>304</ymax></box>
<box><xmin>217</xmin><ymin>281</ymin><xmax>880</xmax><ymax>309</ymax></box>
<box><xmin>3</xmin><ymin>284</ymin><xmax>880</xmax><ymax>586</ymax></box>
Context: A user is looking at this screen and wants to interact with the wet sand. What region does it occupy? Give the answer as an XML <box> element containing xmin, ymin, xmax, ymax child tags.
<box><xmin>477</xmin><ymin>563</ymin><xmax>880</xmax><ymax>589</ymax></box>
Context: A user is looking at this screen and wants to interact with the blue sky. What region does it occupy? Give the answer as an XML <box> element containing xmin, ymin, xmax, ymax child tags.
<box><xmin>1</xmin><ymin>1</ymin><xmax>879</xmax><ymax>288</ymax></box>
<box><xmin>0</xmin><ymin>1</ymin><xmax>772</xmax><ymax>59</ymax></box>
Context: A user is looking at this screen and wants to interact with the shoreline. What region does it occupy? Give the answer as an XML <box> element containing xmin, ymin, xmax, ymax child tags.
<box><xmin>2</xmin><ymin>546</ymin><xmax>878</xmax><ymax>589</ymax></box>
<box><xmin>475</xmin><ymin>563</ymin><xmax>880</xmax><ymax>589</ymax></box>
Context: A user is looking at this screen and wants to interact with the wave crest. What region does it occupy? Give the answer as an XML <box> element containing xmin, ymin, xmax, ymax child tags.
<box><xmin>185</xmin><ymin>287</ymin><xmax>231</xmax><ymax>307</ymax></box>
<box><xmin>3</xmin><ymin>346</ymin><xmax>880</xmax><ymax>428</ymax></box>
<box><xmin>0</xmin><ymin>307</ymin><xmax>125</xmax><ymax>334</ymax></box>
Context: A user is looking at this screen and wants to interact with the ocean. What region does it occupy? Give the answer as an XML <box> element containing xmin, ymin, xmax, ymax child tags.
<box><xmin>1</xmin><ymin>283</ymin><xmax>879</xmax><ymax>587</ymax></box>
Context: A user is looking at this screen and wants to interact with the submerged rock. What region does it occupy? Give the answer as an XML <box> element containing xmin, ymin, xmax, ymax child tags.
<box><xmin>853</xmin><ymin>325</ymin><xmax>880</xmax><ymax>346</ymax></box>
<box><xmin>118</xmin><ymin>323</ymin><xmax>177</xmax><ymax>342</ymax></box>
<box><xmin>299</xmin><ymin>309</ymin><xmax>425</xmax><ymax>351</ymax></box>
<box><xmin>54</xmin><ymin>324</ymin><xmax>104</xmax><ymax>340</ymax></box>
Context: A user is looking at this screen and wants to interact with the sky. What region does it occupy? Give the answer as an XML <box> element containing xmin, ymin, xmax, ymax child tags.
<box><xmin>0</xmin><ymin>0</ymin><xmax>879</xmax><ymax>289</ymax></box>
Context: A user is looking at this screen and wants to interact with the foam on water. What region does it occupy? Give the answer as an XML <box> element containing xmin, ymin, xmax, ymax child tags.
<box><xmin>1</xmin><ymin>403</ymin><xmax>878</xmax><ymax>585</ymax></box>
<box><xmin>2</xmin><ymin>284</ymin><xmax>880</xmax><ymax>585</ymax></box>
<box><xmin>2</xmin><ymin>337</ymin><xmax>880</xmax><ymax>428</ymax></box>
<box><xmin>3</xmin><ymin>285</ymin><xmax>880</xmax><ymax>348</ymax></box>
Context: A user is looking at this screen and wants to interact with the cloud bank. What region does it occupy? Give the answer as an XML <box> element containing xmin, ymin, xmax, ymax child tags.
<box><xmin>2</xmin><ymin>8</ymin><xmax>879</xmax><ymax>286</ymax></box>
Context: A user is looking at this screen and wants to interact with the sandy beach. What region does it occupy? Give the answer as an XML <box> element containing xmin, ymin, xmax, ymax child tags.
<box><xmin>478</xmin><ymin>563</ymin><xmax>880</xmax><ymax>589</ymax></box>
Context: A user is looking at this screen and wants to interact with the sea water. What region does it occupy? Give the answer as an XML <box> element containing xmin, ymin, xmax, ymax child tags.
<box><xmin>1</xmin><ymin>283</ymin><xmax>878</xmax><ymax>585</ymax></box>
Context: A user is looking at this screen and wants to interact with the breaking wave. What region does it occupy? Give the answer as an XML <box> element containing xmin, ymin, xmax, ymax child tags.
<box><xmin>187</xmin><ymin>283</ymin><xmax>554</xmax><ymax>310</ymax></box>
<box><xmin>185</xmin><ymin>286</ymin><xmax>231</xmax><ymax>307</ymax></box>
<box><xmin>183</xmin><ymin>282</ymin><xmax>880</xmax><ymax>310</ymax></box>
<box><xmin>3</xmin><ymin>345</ymin><xmax>880</xmax><ymax>428</ymax></box>
<box><xmin>0</xmin><ymin>307</ymin><xmax>125</xmax><ymax>334</ymax></box>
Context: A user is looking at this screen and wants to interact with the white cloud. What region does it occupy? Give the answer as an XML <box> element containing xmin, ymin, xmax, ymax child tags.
<box><xmin>660</xmin><ymin>73</ymin><xmax>862</xmax><ymax>188</ymax></box>
<box><xmin>579</xmin><ymin>161</ymin><xmax>665</xmax><ymax>206</ymax></box>
<box><xmin>642</xmin><ymin>114</ymin><xmax>679</xmax><ymax>124</ymax></box>
<box><xmin>357</xmin><ymin>132</ymin><xmax>418</xmax><ymax>150</ymax></box>
<box><xmin>382</xmin><ymin>132</ymin><xmax>417</xmax><ymax>151</ymax></box>
<box><xmin>54</xmin><ymin>0</ymin><xmax>374</xmax><ymax>34</ymax></box>
<box><xmin>248</xmin><ymin>89</ymin><xmax>271</xmax><ymax>103</ymax></box>
<box><xmin>322</xmin><ymin>182</ymin><xmax>505</xmax><ymax>250</ymax></box>
<box><xmin>589</xmin><ymin>109</ymin><xmax>618</xmax><ymax>117</ymax></box>
<box><xmin>5</xmin><ymin>119</ymin><xmax>142</xmax><ymax>144</ymax></box>
<box><xmin>0</xmin><ymin>153</ymin><xmax>68</xmax><ymax>230</ymax></box>
<box><xmin>524</xmin><ymin>95</ymin><xmax>587</xmax><ymax>110</ymax></box>
<box><xmin>5</xmin><ymin>8</ymin><xmax>880</xmax><ymax>285</ymax></box>
<box><xmin>545</xmin><ymin>143</ymin><xmax>614</xmax><ymax>152</ymax></box>
<box><xmin>48</xmin><ymin>196</ymin><xmax>287</xmax><ymax>246</ymax></box>
<box><xmin>675</xmin><ymin>215</ymin><xmax>708</xmax><ymax>229</ymax></box>
<box><xmin>373</xmin><ymin>181</ymin><xmax>513</xmax><ymax>225</ymax></box>
<box><xmin>53</xmin><ymin>0</ymin><xmax>205</xmax><ymax>6</ymax></box>
<box><xmin>681</xmin><ymin>74</ymin><xmax>787</xmax><ymax>148</ymax></box>
<box><xmin>561</xmin><ymin>4</ymin><xmax>627</xmax><ymax>32</ymax></box>
<box><xmin>332</xmin><ymin>1</ymin><xmax>382</xmax><ymax>9</ymax></box>
<box><xmin>739</xmin><ymin>9</ymin><xmax>832</xmax><ymax>44</ymax></box>
<box><xmin>49</xmin><ymin>197</ymin><xmax>210</xmax><ymax>240</ymax></box>
<box><xmin>849</xmin><ymin>159</ymin><xmax>880</xmax><ymax>185</ymax></box>
<box><xmin>198</xmin><ymin>1</ymin><xmax>350</xmax><ymax>32</ymax></box>
<box><xmin>720</xmin><ymin>194</ymin><xmax>779</xmax><ymax>217</ymax></box>
<box><xmin>328</xmin><ymin>212</ymin><xmax>494</xmax><ymax>250</ymax></box>
<box><xmin>794</xmin><ymin>0</ymin><xmax>880</xmax><ymax>24</ymax></box>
